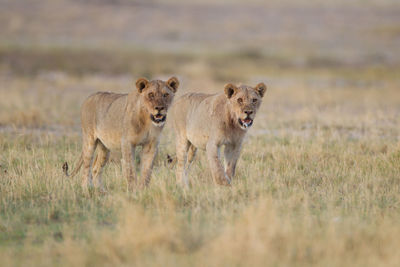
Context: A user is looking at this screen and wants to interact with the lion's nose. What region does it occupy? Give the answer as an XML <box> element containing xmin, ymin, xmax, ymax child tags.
<box><xmin>244</xmin><ymin>110</ymin><xmax>253</xmax><ymax>116</ymax></box>
<box><xmin>155</xmin><ymin>106</ymin><xmax>164</xmax><ymax>112</ymax></box>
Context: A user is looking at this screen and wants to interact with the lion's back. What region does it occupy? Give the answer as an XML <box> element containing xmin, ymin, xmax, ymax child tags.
<box><xmin>172</xmin><ymin>93</ymin><xmax>215</xmax><ymax>114</ymax></box>
<box><xmin>80</xmin><ymin>92</ymin><xmax>127</xmax><ymax>134</ymax></box>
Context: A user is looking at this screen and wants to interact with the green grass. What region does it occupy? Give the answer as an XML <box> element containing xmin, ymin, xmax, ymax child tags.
<box><xmin>1</xmin><ymin>122</ymin><xmax>400</xmax><ymax>266</ymax></box>
<box><xmin>0</xmin><ymin>39</ymin><xmax>399</xmax><ymax>267</ymax></box>
<box><xmin>2</xmin><ymin>44</ymin><xmax>399</xmax><ymax>82</ymax></box>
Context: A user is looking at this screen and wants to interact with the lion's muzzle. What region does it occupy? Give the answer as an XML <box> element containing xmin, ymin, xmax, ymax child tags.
<box><xmin>150</xmin><ymin>113</ymin><xmax>166</xmax><ymax>126</ymax></box>
<box><xmin>238</xmin><ymin>110</ymin><xmax>255</xmax><ymax>130</ymax></box>
<box><xmin>238</xmin><ymin>117</ymin><xmax>253</xmax><ymax>130</ymax></box>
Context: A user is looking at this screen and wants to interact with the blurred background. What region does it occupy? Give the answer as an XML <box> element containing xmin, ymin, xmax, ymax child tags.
<box><xmin>2</xmin><ymin>2</ymin><xmax>400</xmax><ymax>265</ymax></box>
<box><xmin>0</xmin><ymin>0</ymin><xmax>399</xmax><ymax>139</ymax></box>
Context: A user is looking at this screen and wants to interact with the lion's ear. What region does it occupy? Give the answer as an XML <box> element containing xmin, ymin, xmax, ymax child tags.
<box><xmin>167</xmin><ymin>77</ymin><xmax>179</xmax><ymax>93</ymax></box>
<box><xmin>224</xmin><ymin>83</ymin><xmax>237</xmax><ymax>99</ymax></box>
<box><xmin>255</xmin><ymin>82</ymin><xmax>267</xmax><ymax>98</ymax></box>
<box><xmin>136</xmin><ymin>78</ymin><xmax>149</xmax><ymax>93</ymax></box>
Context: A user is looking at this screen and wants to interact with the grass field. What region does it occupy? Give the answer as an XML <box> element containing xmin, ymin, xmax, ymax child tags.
<box><xmin>1</xmin><ymin>66</ymin><xmax>399</xmax><ymax>267</ymax></box>
<box><xmin>1</xmin><ymin>0</ymin><xmax>400</xmax><ymax>266</ymax></box>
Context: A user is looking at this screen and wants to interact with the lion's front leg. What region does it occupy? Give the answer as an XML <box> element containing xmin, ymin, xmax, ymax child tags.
<box><xmin>224</xmin><ymin>143</ymin><xmax>242</xmax><ymax>181</ymax></box>
<box><xmin>121</xmin><ymin>139</ymin><xmax>136</xmax><ymax>190</ymax></box>
<box><xmin>140</xmin><ymin>141</ymin><xmax>158</xmax><ymax>187</ymax></box>
<box><xmin>206</xmin><ymin>141</ymin><xmax>231</xmax><ymax>186</ymax></box>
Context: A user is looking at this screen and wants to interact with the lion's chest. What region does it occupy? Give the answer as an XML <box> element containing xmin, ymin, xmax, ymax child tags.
<box><xmin>129</xmin><ymin>124</ymin><xmax>162</xmax><ymax>146</ymax></box>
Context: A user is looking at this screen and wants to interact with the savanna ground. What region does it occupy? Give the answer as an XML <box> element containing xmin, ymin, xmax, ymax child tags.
<box><xmin>1</xmin><ymin>0</ymin><xmax>400</xmax><ymax>266</ymax></box>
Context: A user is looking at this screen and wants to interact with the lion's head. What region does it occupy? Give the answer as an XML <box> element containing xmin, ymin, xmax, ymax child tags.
<box><xmin>224</xmin><ymin>82</ymin><xmax>266</xmax><ymax>130</ymax></box>
<box><xmin>136</xmin><ymin>77</ymin><xmax>179</xmax><ymax>127</ymax></box>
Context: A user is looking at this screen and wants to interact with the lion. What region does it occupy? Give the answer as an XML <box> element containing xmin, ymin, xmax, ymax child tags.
<box><xmin>63</xmin><ymin>77</ymin><xmax>179</xmax><ymax>190</ymax></box>
<box><xmin>169</xmin><ymin>82</ymin><xmax>266</xmax><ymax>186</ymax></box>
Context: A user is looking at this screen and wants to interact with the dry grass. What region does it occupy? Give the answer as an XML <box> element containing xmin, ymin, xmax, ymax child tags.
<box><xmin>1</xmin><ymin>126</ymin><xmax>400</xmax><ymax>266</ymax></box>
<box><xmin>1</xmin><ymin>1</ymin><xmax>400</xmax><ymax>266</ymax></box>
<box><xmin>1</xmin><ymin>64</ymin><xmax>400</xmax><ymax>266</ymax></box>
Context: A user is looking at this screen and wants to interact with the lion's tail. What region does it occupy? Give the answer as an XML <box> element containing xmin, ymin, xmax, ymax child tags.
<box><xmin>63</xmin><ymin>154</ymin><xmax>83</xmax><ymax>178</ymax></box>
<box><xmin>166</xmin><ymin>154</ymin><xmax>177</xmax><ymax>168</ymax></box>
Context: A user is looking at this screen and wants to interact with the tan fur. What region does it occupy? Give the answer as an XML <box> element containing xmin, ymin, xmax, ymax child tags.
<box><xmin>64</xmin><ymin>77</ymin><xmax>179</xmax><ymax>190</ymax></box>
<box><xmin>170</xmin><ymin>82</ymin><xmax>266</xmax><ymax>186</ymax></box>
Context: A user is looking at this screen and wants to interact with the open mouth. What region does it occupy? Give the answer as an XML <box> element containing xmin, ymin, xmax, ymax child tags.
<box><xmin>150</xmin><ymin>114</ymin><xmax>166</xmax><ymax>125</ymax></box>
<box><xmin>238</xmin><ymin>118</ymin><xmax>253</xmax><ymax>129</ymax></box>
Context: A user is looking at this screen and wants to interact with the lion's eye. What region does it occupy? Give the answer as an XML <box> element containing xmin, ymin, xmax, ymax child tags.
<box><xmin>237</xmin><ymin>98</ymin><xmax>243</xmax><ymax>104</ymax></box>
<box><xmin>148</xmin><ymin>93</ymin><xmax>154</xmax><ymax>99</ymax></box>
<box><xmin>252</xmin><ymin>98</ymin><xmax>257</xmax><ymax>103</ymax></box>
<box><xmin>163</xmin><ymin>93</ymin><xmax>169</xmax><ymax>98</ymax></box>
